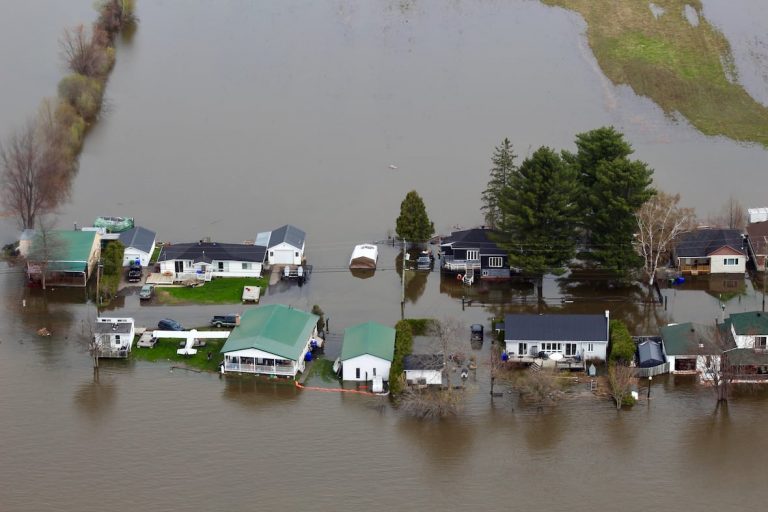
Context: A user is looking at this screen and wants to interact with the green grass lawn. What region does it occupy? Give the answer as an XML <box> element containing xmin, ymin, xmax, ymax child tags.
<box><xmin>150</xmin><ymin>245</ymin><xmax>162</xmax><ymax>263</ymax></box>
<box><xmin>542</xmin><ymin>0</ymin><xmax>768</xmax><ymax>146</ymax></box>
<box><xmin>132</xmin><ymin>336</ymin><xmax>224</xmax><ymax>372</ymax></box>
<box><xmin>156</xmin><ymin>277</ymin><xmax>267</xmax><ymax>305</ymax></box>
<box><xmin>303</xmin><ymin>358</ymin><xmax>338</xmax><ymax>384</ymax></box>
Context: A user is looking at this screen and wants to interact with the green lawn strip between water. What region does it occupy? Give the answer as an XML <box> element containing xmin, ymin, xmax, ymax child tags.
<box><xmin>542</xmin><ymin>0</ymin><xmax>768</xmax><ymax>146</ymax></box>
<box><xmin>156</xmin><ymin>277</ymin><xmax>267</xmax><ymax>304</ymax></box>
<box><xmin>132</xmin><ymin>336</ymin><xmax>225</xmax><ymax>372</ymax></box>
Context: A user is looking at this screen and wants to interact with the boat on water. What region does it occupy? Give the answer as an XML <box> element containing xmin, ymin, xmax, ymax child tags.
<box><xmin>93</xmin><ymin>216</ymin><xmax>134</xmax><ymax>233</ymax></box>
<box><xmin>349</xmin><ymin>244</ymin><xmax>378</xmax><ymax>270</ymax></box>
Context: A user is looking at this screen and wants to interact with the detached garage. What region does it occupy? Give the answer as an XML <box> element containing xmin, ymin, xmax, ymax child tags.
<box><xmin>119</xmin><ymin>226</ymin><xmax>156</xmax><ymax>267</ymax></box>
<box><xmin>341</xmin><ymin>322</ymin><xmax>395</xmax><ymax>383</ymax></box>
<box><xmin>258</xmin><ymin>225</ymin><xmax>305</xmax><ymax>266</ymax></box>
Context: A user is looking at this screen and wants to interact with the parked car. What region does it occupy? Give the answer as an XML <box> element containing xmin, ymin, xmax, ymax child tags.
<box><xmin>157</xmin><ymin>318</ymin><xmax>183</xmax><ymax>331</ymax></box>
<box><xmin>210</xmin><ymin>314</ymin><xmax>240</xmax><ymax>328</ymax></box>
<box><xmin>126</xmin><ymin>264</ymin><xmax>142</xmax><ymax>283</ymax></box>
<box><xmin>139</xmin><ymin>284</ymin><xmax>154</xmax><ymax>300</ymax></box>
<box><xmin>470</xmin><ymin>324</ymin><xmax>484</xmax><ymax>342</ymax></box>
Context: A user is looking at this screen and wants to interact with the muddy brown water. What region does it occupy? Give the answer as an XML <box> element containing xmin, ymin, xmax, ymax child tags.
<box><xmin>1</xmin><ymin>1</ymin><xmax>768</xmax><ymax>510</ymax></box>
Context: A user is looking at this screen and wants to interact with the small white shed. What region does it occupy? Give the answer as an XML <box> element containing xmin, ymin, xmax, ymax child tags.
<box><xmin>341</xmin><ymin>322</ymin><xmax>395</xmax><ymax>382</ymax></box>
<box><xmin>118</xmin><ymin>226</ymin><xmax>156</xmax><ymax>267</ymax></box>
<box><xmin>259</xmin><ymin>225</ymin><xmax>306</xmax><ymax>265</ymax></box>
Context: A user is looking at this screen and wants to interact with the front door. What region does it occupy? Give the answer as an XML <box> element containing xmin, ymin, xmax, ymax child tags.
<box><xmin>174</xmin><ymin>261</ymin><xmax>184</xmax><ymax>273</ymax></box>
<box><xmin>518</xmin><ymin>343</ymin><xmax>527</xmax><ymax>356</ymax></box>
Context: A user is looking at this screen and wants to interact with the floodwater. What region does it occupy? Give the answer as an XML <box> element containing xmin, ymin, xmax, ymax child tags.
<box><xmin>1</xmin><ymin>1</ymin><xmax>768</xmax><ymax>510</ymax></box>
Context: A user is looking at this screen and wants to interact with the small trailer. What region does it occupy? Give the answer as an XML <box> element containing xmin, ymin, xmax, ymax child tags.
<box><xmin>242</xmin><ymin>286</ymin><xmax>261</xmax><ymax>303</ymax></box>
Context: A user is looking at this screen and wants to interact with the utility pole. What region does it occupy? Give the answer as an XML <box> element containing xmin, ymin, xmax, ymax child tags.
<box><xmin>401</xmin><ymin>239</ymin><xmax>407</xmax><ymax>320</ymax></box>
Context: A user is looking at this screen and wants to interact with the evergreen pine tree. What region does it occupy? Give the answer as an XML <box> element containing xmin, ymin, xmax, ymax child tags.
<box><xmin>496</xmin><ymin>147</ymin><xmax>579</xmax><ymax>277</ymax></box>
<box><xmin>395</xmin><ymin>190</ymin><xmax>434</xmax><ymax>242</ymax></box>
<box><xmin>481</xmin><ymin>138</ymin><xmax>517</xmax><ymax>229</ymax></box>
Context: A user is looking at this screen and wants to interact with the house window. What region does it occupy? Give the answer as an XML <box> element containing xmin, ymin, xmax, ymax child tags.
<box><xmin>565</xmin><ymin>343</ymin><xmax>577</xmax><ymax>356</ymax></box>
<box><xmin>724</xmin><ymin>258</ymin><xmax>739</xmax><ymax>265</ymax></box>
<box><xmin>355</xmin><ymin>368</ymin><xmax>360</xmax><ymax>379</ymax></box>
<box><xmin>756</xmin><ymin>336</ymin><xmax>767</xmax><ymax>349</ymax></box>
<box><xmin>587</xmin><ymin>343</ymin><xmax>594</xmax><ymax>352</ymax></box>
<box><xmin>542</xmin><ymin>343</ymin><xmax>562</xmax><ymax>353</ymax></box>
<box><xmin>115</xmin><ymin>335</ymin><xmax>121</xmax><ymax>342</ymax></box>
<box><xmin>488</xmin><ymin>256</ymin><xmax>503</xmax><ymax>268</ymax></box>
<box><xmin>218</xmin><ymin>262</ymin><xmax>224</xmax><ymax>271</ymax></box>
<box><xmin>295</xmin><ymin>252</ymin><xmax>299</xmax><ymax>257</ymax></box>
<box><xmin>466</xmin><ymin>250</ymin><xmax>479</xmax><ymax>261</ymax></box>
<box><xmin>518</xmin><ymin>343</ymin><xmax>527</xmax><ymax>355</ymax></box>
<box><xmin>373</xmin><ymin>368</ymin><xmax>377</xmax><ymax>376</ymax></box>
<box><xmin>269</xmin><ymin>251</ymin><xmax>274</xmax><ymax>257</ymax></box>
<box><xmin>242</xmin><ymin>263</ymin><xmax>250</xmax><ymax>270</ymax></box>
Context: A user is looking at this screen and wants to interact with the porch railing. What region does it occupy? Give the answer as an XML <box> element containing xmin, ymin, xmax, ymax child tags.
<box><xmin>680</xmin><ymin>264</ymin><xmax>711</xmax><ymax>274</ymax></box>
<box><xmin>98</xmin><ymin>347</ymin><xmax>130</xmax><ymax>358</ymax></box>
<box><xmin>224</xmin><ymin>362</ymin><xmax>296</xmax><ymax>376</ymax></box>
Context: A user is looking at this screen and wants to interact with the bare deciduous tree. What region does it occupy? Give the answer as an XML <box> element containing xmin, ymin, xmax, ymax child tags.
<box><xmin>1</xmin><ymin>123</ymin><xmax>67</xmax><ymax>229</ymax></box>
<box><xmin>606</xmin><ymin>363</ymin><xmax>635</xmax><ymax>410</ymax></box>
<box><xmin>26</xmin><ymin>217</ymin><xmax>66</xmax><ymax>290</ymax></box>
<box><xmin>707</xmin><ymin>196</ymin><xmax>747</xmax><ymax>231</ymax></box>
<box><xmin>60</xmin><ymin>25</ymin><xmax>110</xmax><ymax>78</ymax></box>
<box><xmin>397</xmin><ymin>318</ymin><xmax>468</xmax><ymax>419</ymax></box>
<box><xmin>635</xmin><ymin>191</ymin><xmax>696</xmax><ymax>285</ymax></box>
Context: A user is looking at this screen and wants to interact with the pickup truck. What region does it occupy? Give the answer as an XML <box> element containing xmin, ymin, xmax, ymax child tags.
<box><xmin>126</xmin><ymin>264</ymin><xmax>142</xmax><ymax>282</ymax></box>
<box><xmin>210</xmin><ymin>314</ymin><xmax>240</xmax><ymax>328</ymax></box>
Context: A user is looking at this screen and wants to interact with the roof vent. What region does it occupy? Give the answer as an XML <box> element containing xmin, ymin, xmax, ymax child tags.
<box><xmin>698</xmin><ymin>343</ymin><xmax>704</xmax><ymax>349</ymax></box>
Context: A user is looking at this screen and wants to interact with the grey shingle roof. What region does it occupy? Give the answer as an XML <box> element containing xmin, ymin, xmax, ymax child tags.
<box><xmin>403</xmin><ymin>354</ymin><xmax>444</xmax><ymax>370</ymax></box>
<box><xmin>159</xmin><ymin>242</ymin><xmax>266</xmax><ymax>263</ymax></box>
<box><xmin>441</xmin><ymin>228</ymin><xmax>506</xmax><ymax>255</ymax></box>
<box><xmin>269</xmin><ymin>225</ymin><xmax>305</xmax><ymax>249</ymax></box>
<box><xmin>118</xmin><ymin>226</ymin><xmax>156</xmax><ymax>254</ymax></box>
<box><xmin>504</xmin><ymin>314</ymin><xmax>608</xmax><ymax>342</ymax></box>
<box><xmin>675</xmin><ymin>228</ymin><xmax>746</xmax><ymax>258</ymax></box>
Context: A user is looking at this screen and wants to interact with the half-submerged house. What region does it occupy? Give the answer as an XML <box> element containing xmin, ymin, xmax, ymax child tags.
<box><xmin>93</xmin><ymin>317</ymin><xmax>135</xmax><ymax>358</ymax></box>
<box><xmin>504</xmin><ymin>312</ymin><xmax>610</xmax><ymax>361</ymax></box>
<box><xmin>724</xmin><ymin>311</ymin><xmax>768</xmax><ymax>349</ymax></box>
<box><xmin>158</xmin><ymin>241</ymin><xmax>266</xmax><ymax>282</ymax></box>
<box><xmin>256</xmin><ymin>225</ymin><xmax>306</xmax><ymax>266</ymax></box>
<box><xmin>25</xmin><ymin>230</ymin><xmax>101</xmax><ymax>287</ymax></box>
<box><xmin>660</xmin><ymin>322</ymin><xmax>731</xmax><ymax>375</ymax></box>
<box><xmin>340</xmin><ymin>322</ymin><xmax>395</xmax><ymax>383</ymax></box>
<box><xmin>439</xmin><ymin>228</ymin><xmax>514</xmax><ymax>280</ymax></box>
<box><xmin>220</xmin><ymin>305</ymin><xmax>320</xmax><ymax>378</ymax></box>
<box><xmin>674</xmin><ymin>228</ymin><xmax>747</xmax><ymax>275</ymax></box>
<box><xmin>403</xmin><ymin>354</ymin><xmax>444</xmax><ymax>386</ymax></box>
<box><xmin>118</xmin><ymin>226</ymin><xmax>157</xmax><ymax>267</ymax></box>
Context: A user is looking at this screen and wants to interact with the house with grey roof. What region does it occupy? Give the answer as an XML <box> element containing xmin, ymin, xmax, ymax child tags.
<box><xmin>403</xmin><ymin>354</ymin><xmax>444</xmax><ymax>386</ymax></box>
<box><xmin>746</xmin><ymin>220</ymin><xmax>768</xmax><ymax>272</ymax></box>
<box><xmin>504</xmin><ymin>312</ymin><xmax>610</xmax><ymax>361</ymax></box>
<box><xmin>118</xmin><ymin>226</ymin><xmax>156</xmax><ymax>267</ymax></box>
<box><xmin>93</xmin><ymin>317</ymin><xmax>134</xmax><ymax>359</ymax></box>
<box><xmin>158</xmin><ymin>241</ymin><xmax>266</xmax><ymax>282</ymax></box>
<box><xmin>256</xmin><ymin>225</ymin><xmax>306</xmax><ymax>265</ymax></box>
<box><xmin>673</xmin><ymin>228</ymin><xmax>747</xmax><ymax>275</ymax></box>
<box><xmin>340</xmin><ymin>322</ymin><xmax>395</xmax><ymax>384</ymax></box>
<box><xmin>220</xmin><ymin>304</ymin><xmax>320</xmax><ymax>378</ymax></box>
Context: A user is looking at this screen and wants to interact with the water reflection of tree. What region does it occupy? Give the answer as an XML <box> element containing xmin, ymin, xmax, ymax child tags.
<box><xmin>73</xmin><ymin>378</ymin><xmax>116</xmax><ymax>421</ymax></box>
<box><xmin>556</xmin><ymin>269</ymin><xmax>670</xmax><ymax>333</ymax></box>
<box><xmin>396</xmin><ymin>419</ymin><xmax>475</xmax><ymax>471</ymax></box>
<box><xmin>394</xmin><ymin>253</ymin><xmax>428</xmax><ymax>303</ymax></box>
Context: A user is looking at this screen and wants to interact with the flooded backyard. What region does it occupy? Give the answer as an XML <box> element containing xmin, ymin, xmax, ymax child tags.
<box><xmin>1</xmin><ymin>1</ymin><xmax>767</xmax><ymax>510</ymax></box>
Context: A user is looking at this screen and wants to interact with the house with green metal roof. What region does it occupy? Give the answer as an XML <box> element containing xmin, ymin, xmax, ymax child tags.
<box><xmin>25</xmin><ymin>230</ymin><xmax>101</xmax><ymax>287</ymax></box>
<box><xmin>660</xmin><ymin>322</ymin><xmax>733</xmax><ymax>375</ymax></box>
<box><xmin>340</xmin><ymin>322</ymin><xmax>395</xmax><ymax>383</ymax></box>
<box><xmin>220</xmin><ymin>304</ymin><xmax>320</xmax><ymax>378</ymax></box>
<box><xmin>725</xmin><ymin>311</ymin><xmax>768</xmax><ymax>350</ymax></box>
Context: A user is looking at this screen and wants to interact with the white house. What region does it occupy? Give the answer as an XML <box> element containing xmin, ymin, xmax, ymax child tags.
<box><xmin>403</xmin><ymin>354</ymin><xmax>444</xmax><ymax>386</ymax></box>
<box><xmin>158</xmin><ymin>241</ymin><xmax>266</xmax><ymax>282</ymax></box>
<box><xmin>257</xmin><ymin>225</ymin><xmax>306</xmax><ymax>266</ymax></box>
<box><xmin>504</xmin><ymin>312</ymin><xmax>610</xmax><ymax>361</ymax></box>
<box><xmin>340</xmin><ymin>322</ymin><xmax>395</xmax><ymax>382</ymax></box>
<box><xmin>674</xmin><ymin>228</ymin><xmax>747</xmax><ymax>275</ymax></box>
<box><xmin>118</xmin><ymin>226</ymin><xmax>157</xmax><ymax>267</ymax></box>
<box><xmin>660</xmin><ymin>322</ymin><xmax>730</xmax><ymax>376</ymax></box>
<box><xmin>220</xmin><ymin>305</ymin><xmax>320</xmax><ymax>378</ymax></box>
<box><xmin>94</xmin><ymin>317</ymin><xmax>135</xmax><ymax>358</ymax></box>
<box><xmin>726</xmin><ymin>311</ymin><xmax>768</xmax><ymax>349</ymax></box>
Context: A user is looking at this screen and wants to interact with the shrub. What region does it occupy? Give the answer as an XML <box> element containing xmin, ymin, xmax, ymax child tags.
<box><xmin>57</xmin><ymin>73</ymin><xmax>103</xmax><ymax>121</ymax></box>
<box><xmin>389</xmin><ymin>320</ymin><xmax>414</xmax><ymax>395</ymax></box>
<box><xmin>608</xmin><ymin>319</ymin><xmax>635</xmax><ymax>364</ymax></box>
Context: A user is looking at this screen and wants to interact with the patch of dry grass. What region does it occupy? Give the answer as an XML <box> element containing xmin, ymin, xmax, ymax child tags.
<box><xmin>542</xmin><ymin>0</ymin><xmax>768</xmax><ymax>146</ymax></box>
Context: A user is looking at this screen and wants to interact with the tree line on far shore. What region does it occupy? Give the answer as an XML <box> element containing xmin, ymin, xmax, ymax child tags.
<box><xmin>0</xmin><ymin>0</ymin><xmax>136</xmax><ymax>231</ymax></box>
